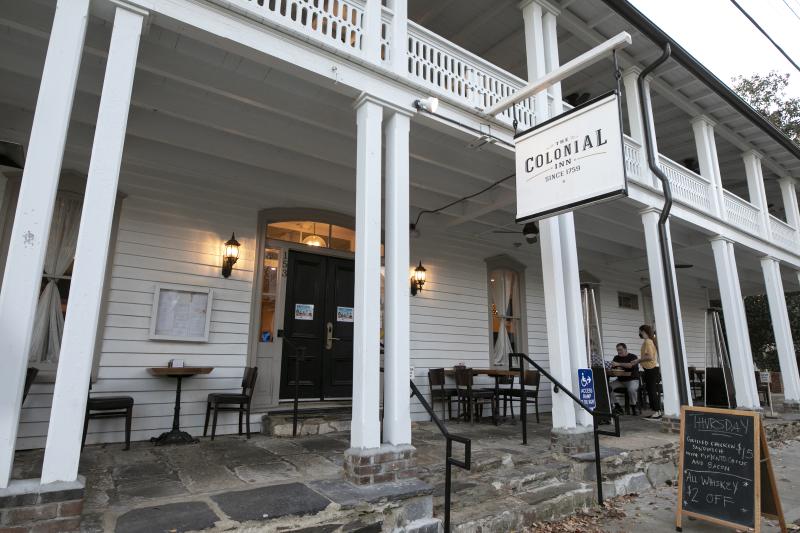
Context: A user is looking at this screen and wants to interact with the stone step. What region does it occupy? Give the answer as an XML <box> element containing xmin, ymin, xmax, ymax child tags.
<box><xmin>262</xmin><ymin>413</ymin><xmax>351</xmax><ymax>437</ymax></box>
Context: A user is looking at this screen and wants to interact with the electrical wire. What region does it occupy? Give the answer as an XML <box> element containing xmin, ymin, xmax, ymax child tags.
<box><xmin>780</xmin><ymin>0</ymin><xmax>800</xmax><ymax>22</ymax></box>
<box><xmin>729</xmin><ymin>0</ymin><xmax>800</xmax><ymax>73</ymax></box>
<box><xmin>411</xmin><ymin>172</ymin><xmax>515</xmax><ymax>229</ymax></box>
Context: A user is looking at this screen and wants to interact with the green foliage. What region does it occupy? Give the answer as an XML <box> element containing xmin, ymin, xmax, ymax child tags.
<box><xmin>732</xmin><ymin>71</ymin><xmax>800</xmax><ymax>145</ymax></box>
<box><xmin>744</xmin><ymin>292</ymin><xmax>800</xmax><ymax>371</ymax></box>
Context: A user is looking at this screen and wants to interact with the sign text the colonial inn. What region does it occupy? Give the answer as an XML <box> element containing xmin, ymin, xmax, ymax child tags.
<box><xmin>515</xmin><ymin>93</ymin><xmax>626</xmax><ymax>223</ymax></box>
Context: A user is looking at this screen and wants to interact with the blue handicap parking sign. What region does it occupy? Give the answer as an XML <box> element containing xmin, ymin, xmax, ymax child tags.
<box><xmin>578</xmin><ymin>368</ymin><xmax>596</xmax><ymax>410</ymax></box>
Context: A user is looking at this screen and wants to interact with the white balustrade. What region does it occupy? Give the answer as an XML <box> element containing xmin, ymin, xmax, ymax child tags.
<box><xmin>770</xmin><ymin>215</ymin><xmax>798</xmax><ymax>250</ymax></box>
<box><xmin>226</xmin><ymin>0</ymin><xmax>367</xmax><ymax>57</ymax></box>
<box><xmin>380</xmin><ymin>6</ymin><xmax>392</xmax><ymax>63</ymax></box>
<box><xmin>407</xmin><ymin>22</ymin><xmax>536</xmax><ymax>129</ymax></box>
<box><xmin>658</xmin><ymin>154</ymin><xmax>713</xmax><ymax>213</ymax></box>
<box><xmin>623</xmin><ymin>136</ymin><xmax>644</xmax><ymax>184</ymax></box>
<box><xmin>724</xmin><ymin>190</ymin><xmax>763</xmax><ymax>237</ymax></box>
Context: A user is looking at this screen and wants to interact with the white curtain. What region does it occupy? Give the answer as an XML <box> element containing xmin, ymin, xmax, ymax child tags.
<box><xmin>491</xmin><ymin>270</ymin><xmax>516</xmax><ymax>366</ymax></box>
<box><xmin>28</xmin><ymin>194</ymin><xmax>83</xmax><ymax>364</ymax></box>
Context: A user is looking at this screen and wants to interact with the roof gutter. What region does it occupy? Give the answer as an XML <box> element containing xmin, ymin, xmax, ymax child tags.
<box><xmin>602</xmin><ymin>0</ymin><xmax>800</xmax><ymax>162</ymax></box>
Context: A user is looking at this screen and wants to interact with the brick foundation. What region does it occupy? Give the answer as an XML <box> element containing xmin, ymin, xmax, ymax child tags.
<box><xmin>783</xmin><ymin>400</ymin><xmax>800</xmax><ymax>414</ymax></box>
<box><xmin>660</xmin><ymin>415</ymin><xmax>680</xmax><ymax>434</ymax></box>
<box><xmin>343</xmin><ymin>444</ymin><xmax>417</xmax><ymax>485</ymax></box>
<box><xmin>550</xmin><ymin>427</ymin><xmax>593</xmax><ymax>454</ymax></box>
<box><xmin>0</xmin><ymin>477</ymin><xmax>84</xmax><ymax>533</ymax></box>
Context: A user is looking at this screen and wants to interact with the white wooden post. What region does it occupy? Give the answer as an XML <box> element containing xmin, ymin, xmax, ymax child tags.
<box><xmin>383</xmin><ymin>110</ymin><xmax>411</xmax><ymax>446</ymax></box>
<box><xmin>0</xmin><ymin>0</ymin><xmax>90</xmax><ymax>489</ymax></box>
<box><xmin>362</xmin><ymin>0</ymin><xmax>383</xmax><ymax>65</ymax></box>
<box><xmin>39</xmin><ymin>3</ymin><xmax>144</xmax><ymax>484</ymax></box>
<box><xmin>640</xmin><ymin>209</ymin><xmax>691</xmax><ymax>418</ymax></box>
<box><xmin>743</xmin><ymin>150</ymin><xmax>770</xmax><ymax>238</ymax></box>
<box><xmin>389</xmin><ymin>0</ymin><xmax>407</xmax><ymax>76</ymax></box>
<box><xmin>761</xmin><ymin>257</ymin><xmax>800</xmax><ymax>405</ymax></box>
<box><xmin>778</xmin><ymin>177</ymin><xmax>800</xmax><ymax>232</ymax></box>
<box><xmin>621</xmin><ymin>67</ymin><xmax>645</xmax><ymax>145</ymax></box>
<box><xmin>691</xmin><ymin>116</ymin><xmax>724</xmax><ymax>219</ymax></box>
<box><xmin>520</xmin><ymin>0</ymin><xmax>580</xmax><ymax>431</ymax></box>
<box><xmin>350</xmin><ymin>95</ymin><xmax>383</xmax><ymax>450</ymax></box>
<box><xmin>710</xmin><ymin>237</ymin><xmax>760</xmax><ymax>409</ymax></box>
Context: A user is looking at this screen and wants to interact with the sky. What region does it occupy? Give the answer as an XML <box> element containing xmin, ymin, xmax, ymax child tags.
<box><xmin>629</xmin><ymin>0</ymin><xmax>800</xmax><ymax>98</ymax></box>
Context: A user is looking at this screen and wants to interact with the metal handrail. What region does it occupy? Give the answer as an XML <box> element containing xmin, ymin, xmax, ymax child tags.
<box><xmin>410</xmin><ymin>380</ymin><xmax>471</xmax><ymax>532</ymax></box>
<box><xmin>510</xmin><ymin>353</ymin><xmax>621</xmax><ymax>504</ymax></box>
<box><xmin>276</xmin><ymin>330</ymin><xmax>308</xmax><ymax>437</ymax></box>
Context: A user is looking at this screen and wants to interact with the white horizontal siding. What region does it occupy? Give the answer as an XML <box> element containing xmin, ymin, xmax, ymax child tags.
<box><xmin>16</xmin><ymin>194</ymin><xmax>258</xmax><ymax>449</ymax></box>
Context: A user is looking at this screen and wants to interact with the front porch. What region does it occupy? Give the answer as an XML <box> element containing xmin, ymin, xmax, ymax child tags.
<box><xmin>9</xmin><ymin>410</ymin><xmax>800</xmax><ymax>532</ymax></box>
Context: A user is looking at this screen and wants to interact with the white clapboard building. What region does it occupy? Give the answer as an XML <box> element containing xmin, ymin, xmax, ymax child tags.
<box><xmin>1</xmin><ymin>0</ymin><xmax>800</xmax><ymax>491</ymax></box>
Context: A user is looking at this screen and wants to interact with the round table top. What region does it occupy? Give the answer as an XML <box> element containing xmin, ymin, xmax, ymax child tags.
<box><xmin>147</xmin><ymin>367</ymin><xmax>214</xmax><ymax>377</ymax></box>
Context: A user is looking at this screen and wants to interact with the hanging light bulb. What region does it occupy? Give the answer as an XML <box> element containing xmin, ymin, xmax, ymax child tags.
<box><xmin>302</xmin><ymin>222</ymin><xmax>327</xmax><ymax>247</ymax></box>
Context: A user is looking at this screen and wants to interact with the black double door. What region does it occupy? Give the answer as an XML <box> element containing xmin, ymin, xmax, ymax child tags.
<box><xmin>280</xmin><ymin>250</ymin><xmax>355</xmax><ymax>399</ymax></box>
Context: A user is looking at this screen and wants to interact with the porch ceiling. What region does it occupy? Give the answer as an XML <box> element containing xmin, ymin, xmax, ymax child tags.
<box><xmin>0</xmin><ymin>0</ymin><xmax>792</xmax><ymax>300</ymax></box>
<box><xmin>408</xmin><ymin>0</ymin><xmax>800</xmax><ymax>214</ymax></box>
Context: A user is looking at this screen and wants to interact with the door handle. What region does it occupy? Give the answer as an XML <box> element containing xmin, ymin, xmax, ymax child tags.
<box><xmin>326</xmin><ymin>322</ymin><xmax>341</xmax><ymax>350</ymax></box>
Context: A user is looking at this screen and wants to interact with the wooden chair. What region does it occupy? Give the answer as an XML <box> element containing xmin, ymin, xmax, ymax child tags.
<box><xmin>454</xmin><ymin>367</ymin><xmax>496</xmax><ymax>424</ymax></box>
<box><xmin>501</xmin><ymin>370</ymin><xmax>541</xmax><ymax>423</ymax></box>
<box><xmin>204</xmin><ymin>367</ymin><xmax>258</xmax><ymax>440</ymax></box>
<box><xmin>82</xmin><ymin>385</ymin><xmax>134</xmax><ymax>451</ymax></box>
<box><xmin>688</xmin><ymin>367</ymin><xmax>704</xmax><ymax>401</ymax></box>
<box><xmin>22</xmin><ymin>368</ymin><xmax>38</xmax><ymax>405</ymax></box>
<box><xmin>427</xmin><ymin>368</ymin><xmax>456</xmax><ymax>421</ymax></box>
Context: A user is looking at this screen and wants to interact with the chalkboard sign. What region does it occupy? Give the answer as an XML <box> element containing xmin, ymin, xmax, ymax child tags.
<box><xmin>675</xmin><ymin>406</ymin><xmax>786</xmax><ymax>533</ymax></box>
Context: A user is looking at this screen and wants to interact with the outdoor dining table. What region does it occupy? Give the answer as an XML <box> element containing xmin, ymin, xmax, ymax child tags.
<box><xmin>444</xmin><ymin>367</ymin><xmax>520</xmax><ymax>425</ymax></box>
<box><xmin>147</xmin><ymin>366</ymin><xmax>213</xmax><ymax>445</ymax></box>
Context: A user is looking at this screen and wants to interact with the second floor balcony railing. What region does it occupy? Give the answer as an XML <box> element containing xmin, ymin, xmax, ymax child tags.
<box><xmin>218</xmin><ymin>0</ymin><xmax>798</xmax><ymax>255</ymax></box>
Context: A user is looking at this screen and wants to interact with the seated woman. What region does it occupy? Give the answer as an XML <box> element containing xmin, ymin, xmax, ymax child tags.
<box><xmin>610</xmin><ymin>343</ymin><xmax>640</xmax><ymax>414</ymax></box>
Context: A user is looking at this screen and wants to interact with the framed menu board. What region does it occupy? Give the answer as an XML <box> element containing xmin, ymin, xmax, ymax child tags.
<box><xmin>149</xmin><ymin>284</ymin><xmax>213</xmax><ymax>342</ymax></box>
<box><xmin>676</xmin><ymin>406</ymin><xmax>785</xmax><ymax>532</ymax></box>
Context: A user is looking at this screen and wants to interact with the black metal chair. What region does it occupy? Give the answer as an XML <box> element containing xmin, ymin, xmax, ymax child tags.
<box><xmin>427</xmin><ymin>368</ymin><xmax>456</xmax><ymax>421</ymax></box>
<box><xmin>204</xmin><ymin>367</ymin><xmax>258</xmax><ymax>440</ymax></box>
<box><xmin>454</xmin><ymin>367</ymin><xmax>496</xmax><ymax>424</ymax></box>
<box><xmin>82</xmin><ymin>385</ymin><xmax>134</xmax><ymax>451</ymax></box>
<box><xmin>756</xmin><ymin>371</ymin><xmax>771</xmax><ymax>407</ymax></box>
<box><xmin>501</xmin><ymin>370</ymin><xmax>541</xmax><ymax>423</ymax></box>
<box><xmin>22</xmin><ymin>368</ymin><xmax>38</xmax><ymax>405</ymax></box>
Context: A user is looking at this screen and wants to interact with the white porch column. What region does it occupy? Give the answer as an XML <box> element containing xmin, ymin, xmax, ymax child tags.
<box><xmin>540</xmin><ymin>217</ymin><xmax>577</xmax><ymax>429</ymax></box>
<box><xmin>761</xmin><ymin>257</ymin><xmax>800</xmax><ymax>404</ymax></box>
<box><xmin>39</xmin><ymin>3</ymin><xmax>144</xmax><ymax>484</ymax></box>
<box><xmin>351</xmin><ymin>95</ymin><xmax>383</xmax><ymax>450</ymax></box>
<box><xmin>388</xmin><ymin>0</ymin><xmax>407</xmax><ymax>75</ymax></box>
<box><xmin>0</xmin><ymin>0</ymin><xmax>90</xmax><ymax>489</ymax></box>
<box><xmin>362</xmin><ymin>0</ymin><xmax>383</xmax><ymax>65</ymax></box>
<box><xmin>383</xmin><ymin>110</ymin><xmax>411</xmax><ymax>446</ymax></box>
<box><xmin>542</xmin><ymin>6</ymin><xmax>592</xmax><ymax>428</ymax></box>
<box><xmin>691</xmin><ymin>116</ymin><xmax>724</xmax><ymax>219</ymax></box>
<box><xmin>743</xmin><ymin>150</ymin><xmax>770</xmax><ymax>237</ymax></box>
<box><xmin>710</xmin><ymin>237</ymin><xmax>760</xmax><ymax>409</ymax></box>
<box><xmin>778</xmin><ymin>177</ymin><xmax>800</xmax><ymax>231</ymax></box>
<box><xmin>520</xmin><ymin>0</ymin><xmax>549</xmax><ymax>119</ymax></box>
<box><xmin>621</xmin><ymin>67</ymin><xmax>645</xmax><ymax>145</ymax></box>
<box><xmin>640</xmin><ymin>209</ymin><xmax>690</xmax><ymax>418</ymax></box>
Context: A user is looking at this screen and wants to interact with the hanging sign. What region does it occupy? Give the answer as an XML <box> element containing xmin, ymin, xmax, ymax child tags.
<box><xmin>577</xmin><ymin>368</ymin><xmax>596</xmax><ymax>411</ymax></box>
<box><xmin>515</xmin><ymin>91</ymin><xmax>627</xmax><ymax>223</ymax></box>
<box><xmin>676</xmin><ymin>406</ymin><xmax>786</xmax><ymax>532</ymax></box>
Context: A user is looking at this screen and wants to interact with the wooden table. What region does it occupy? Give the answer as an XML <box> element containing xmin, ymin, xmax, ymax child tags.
<box><xmin>147</xmin><ymin>367</ymin><xmax>213</xmax><ymax>445</ymax></box>
<box><xmin>444</xmin><ymin>368</ymin><xmax>520</xmax><ymax>425</ymax></box>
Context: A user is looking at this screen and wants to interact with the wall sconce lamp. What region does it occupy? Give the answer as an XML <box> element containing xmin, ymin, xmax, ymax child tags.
<box><xmin>410</xmin><ymin>261</ymin><xmax>427</xmax><ymax>296</ymax></box>
<box><xmin>413</xmin><ymin>97</ymin><xmax>439</xmax><ymax>114</ymax></box>
<box><xmin>222</xmin><ymin>233</ymin><xmax>240</xmax><ymax>278</ymax></box>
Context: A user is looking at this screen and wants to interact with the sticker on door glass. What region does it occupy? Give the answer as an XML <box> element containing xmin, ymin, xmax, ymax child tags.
<box><xmin>336</xmin><ymin>306</ymin><xmax>354</xmax><ymax>323</ymax></box>
<box><xmin>294</xmin><ymin>304</ymin><xmax>314</xmax><ymax>321</ymax></box>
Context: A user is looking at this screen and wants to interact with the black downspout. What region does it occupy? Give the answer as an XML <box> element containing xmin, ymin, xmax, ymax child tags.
<box><xmin>637</xmin><ymin>44</ymin><xmax>690</xmax><ymax>407</ymax></box>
